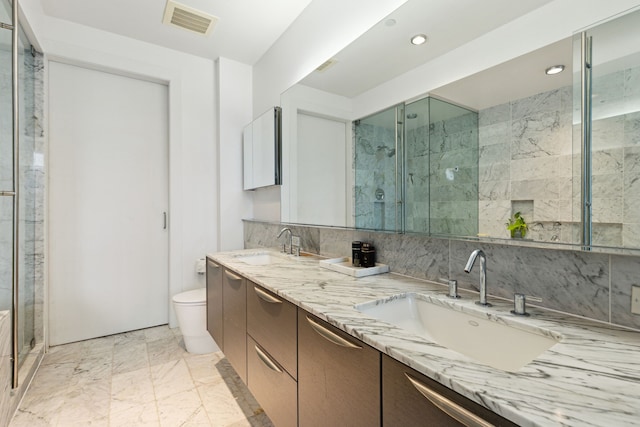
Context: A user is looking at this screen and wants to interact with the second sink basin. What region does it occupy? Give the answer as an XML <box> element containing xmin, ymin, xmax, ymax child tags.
<box><xmin>235</xmin><ymin>252</ymin><xmax>288</xmax><ymax>265</ymax></box>
<box><xmin>356</xmin><ymin>293</ymin><xmax>560</xmax><ymax>372</ymax></box>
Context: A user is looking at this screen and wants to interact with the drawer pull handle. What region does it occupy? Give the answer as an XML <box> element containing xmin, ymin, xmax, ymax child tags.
<box><xmin>255</xmin><ymin>345</ymin><xmax>282</xmax><ymax>374</ymax></box>
<box><xmin>207</xmin><ymin>260</ymin><xmax>220</xmax><ymax>269</ymax></box>
<box><xmin>306</xmin><ymin>316</ymin><xmax>362</xmax><ymax>349</ymax></box>
<box><xmin>405</xmin><ymin>373</ymin><xmax>494</xmax><ymax>427</ymax></box>
<box><xmin>254</xmin><ymin>286</ymin><xmax>282</xmax><ymax>304</ymax></box>
<box><xmin>224</xmin><ymin>271</ymin><xmax>242</xmax><ymax>282</ymax></box>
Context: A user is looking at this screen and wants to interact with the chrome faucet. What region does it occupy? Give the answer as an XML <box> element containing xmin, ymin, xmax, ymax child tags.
<box><xmin>464</xmin><ymin>249</ymin><xmax>491</xmax><ymax>306</ymax></box>
<box><xmin>277</xmin><ymin>227</ymin><xmax>293</xmax><ymax>254</ymax></box>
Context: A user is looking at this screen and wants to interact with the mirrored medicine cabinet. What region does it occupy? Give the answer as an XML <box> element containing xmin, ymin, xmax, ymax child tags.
<box><xmin>243</xmin><ymin>106</ymin><xmax>282</xmax><ymax>190</ymax></box>
<box><xmin>277</xmin><ymin>1</ymin><xmax>640</xmax><ymax>252</ymax></box>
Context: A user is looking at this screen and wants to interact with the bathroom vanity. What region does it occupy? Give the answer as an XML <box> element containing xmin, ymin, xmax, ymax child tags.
<box><xmin>206</xmin><ymin>249</ymin><xmax>640</xmax><ymax>427</ymax></box>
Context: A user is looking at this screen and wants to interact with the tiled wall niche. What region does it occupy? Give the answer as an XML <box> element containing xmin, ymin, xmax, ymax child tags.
<box><xmin>244</xmin><ymin>219</ymin><xmax>640</xmax><ymax>332</ymax></box>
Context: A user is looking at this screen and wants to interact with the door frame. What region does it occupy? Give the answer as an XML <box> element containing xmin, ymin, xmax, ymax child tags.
<box><xmin>44</xmin><ymin>55</ymin><xmax>185</xmax><ymax>347</ymax></box>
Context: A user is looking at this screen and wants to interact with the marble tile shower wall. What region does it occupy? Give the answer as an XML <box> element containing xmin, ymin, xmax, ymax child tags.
<box><xmin>244</xmin><ymin>220</ymin><xmax>640</xmax><ymax>331</ymax></box>
<box><xmin>354</xmin><ymin>122</ymin><xmax>398</xmax><ymax>231</ymax></box>
<box><xmin>479</xmin><ymin>63</ymin><xmax>640</xmax><ymax>247</ymax></box>
<box><xmin>478</xmin><ymin>86</ymin><xmax>574</xmax><ymax>242</ymax></box>
<box><xmin>591</xmin><ymin>65</ymin><xmax>640</xmax><ymax>247</ymax></box>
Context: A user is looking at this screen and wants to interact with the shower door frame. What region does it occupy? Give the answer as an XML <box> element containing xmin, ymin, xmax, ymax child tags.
<box><xmin>0</xmin><ymin>0</ymin><xmax>21</xmax><ymax>389</ymax></box>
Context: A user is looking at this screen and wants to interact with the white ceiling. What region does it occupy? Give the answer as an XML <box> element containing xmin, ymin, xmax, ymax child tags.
<box><xmin>301</xmin><ymin>0</ymin><xmax>554</xmax><ymax>98</ymax></box>
<box><xmin>39</xmin><ymin>0</ymin><xmax>312</xmax><ymax>64</ymax></box>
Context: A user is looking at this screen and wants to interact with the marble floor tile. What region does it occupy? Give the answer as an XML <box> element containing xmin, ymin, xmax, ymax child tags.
<box><xmin>10</xmin><ymin>326</ymin><xmax>273</xmax><ymax>427</ymax></box>
<box><xmin>156</xmin><ymin>388</ymin><xmax>209</xmax><ymax>427</ymax></box>
<box><xmin>110</xmin><ymin>401</ymin><xmax>160</xmax><ymax>426</ymax></box>
<box><xmin>184</xmin><ymin>352</ymin><xmax>226</xmax><ymax>386</ymax></box>
<box><xmin>112</xmin><ymin>341</ymin><xmax>149</xmax><ymax>375</ymax></box>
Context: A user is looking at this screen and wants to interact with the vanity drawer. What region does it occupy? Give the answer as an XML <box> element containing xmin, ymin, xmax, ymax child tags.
<box><xmin>247</xmin><ymin>282</ymin><xmax>297</xmax><ymax>378</ymax></box>
<box><xmin>222</xmin><ymin>268</ymin><xmax>247</xmax><ymax>383</ymax></box>
<box><xmin>382</xmin><ymin>354</ymin><xmax>518</xmax><ymax>427</ymax></box>
<box><xmin>247</xmin><ymin>336</ymin><xmax>297</xmax><ymax>427</ymax></box>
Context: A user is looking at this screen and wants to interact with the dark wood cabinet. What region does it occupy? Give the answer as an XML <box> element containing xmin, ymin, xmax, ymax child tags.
<box><xmin>222</xmin><ymin>268</ymin><xmax>247</xmax><ymax>383</ymax></box>
<box><xmin>247</xmin><ymin>336</ymin><xmax>297</xmax><ymax>427</ymax></box>
<box><xmin>246</xmin><ymin>282</ymin><xmax>298</xmax><ymax>426</ymax></box>
<box><xmin>205</xmin><ymin>258</ymin><xmax>223</xmax><ymax>349</ymax></box>
<box><xmin>298</xmin><ymin>310</ymin><xmax>380</xmax><ymax>427</ymax></box>
<box><xmin>205</xmin><ymin>259</ymin><xmax>519</xmax><ymax>427</ymax></box>
<box><xmin>247</xmin><ymin>282</ymin><xmax>297</xmax><ymax>378</ymax></box>
<box><xmin>382</xmin><ymin>354</ymin><xmax>518</xmax><ymax>427</ymax></box>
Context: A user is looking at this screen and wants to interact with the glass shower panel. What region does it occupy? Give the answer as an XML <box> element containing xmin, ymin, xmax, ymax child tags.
<box><xmin>0</xmin><ymin>18</ymin><xmax>12</xmax><ymax>315</ymax></box>
<box><xmin>428</xmin><ymin>97</ymin><xmax>478</xmax><ymax>236</ymax></box>
<box><xmin>587</xmin><ymin>9</ymin><xmax>640</xmax><ymax>248</ymax></box>
<box><xmin>17</xmin><ymin>29</ymin><xmax>37</xmax><ymax>366</ymax></box>
<box><xmin>404</xmin><ymin>98</ymin><xmax>430</xmax><ymax>233</ymax></box>
<box><xmin>354</xmin><ymin>106</ymin><xmax>401</xmax><ymax>231</ymax></box>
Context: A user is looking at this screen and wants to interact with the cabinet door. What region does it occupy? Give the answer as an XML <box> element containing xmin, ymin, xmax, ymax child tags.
<box><xmin>298</xmin><ymin>310</ymin><xmax>380</xmax><ymax>427</ymax></box>
<box><xmin>247</xmin><ymin>336</ymin><xmax>297</xmax><ymax>427</ymax></box>
<box><xmin>247</xmin><ymin>282</ymin><xmax>297</xmax><ymax>378</ymax></box>
<box><xmin>206</xmin><ymin>258</ymin><xmax>223</xmax><ymax>349</ymax></box>
<box><xmin>223</xmin><ymin>268</ymin><xmax>247</xmax><ymax>383</ymax></box>
<box><xmin>382</xmin><ymin>354</ymin><xmax>518</xmax><ymax>427</ymax></box>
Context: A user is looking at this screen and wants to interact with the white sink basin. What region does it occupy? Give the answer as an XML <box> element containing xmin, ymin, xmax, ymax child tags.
<box><xmin>356</xmin><ymin>293</ymin><xmax>560</xmax><ymax>372</ymax></box>
<box><xmin>235</xmin><ymin>253</ymin><xmax>288</xmax><ymax>265</ymax></box>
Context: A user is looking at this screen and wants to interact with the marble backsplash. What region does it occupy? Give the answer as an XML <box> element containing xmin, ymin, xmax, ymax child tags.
<box><xmin>244</xmin><ymin>219</ymin><xmax>640</xmax><ymax>331</ymax></box>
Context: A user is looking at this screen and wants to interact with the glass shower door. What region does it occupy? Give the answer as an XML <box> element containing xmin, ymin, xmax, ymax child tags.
<box><xmin>583</xmin><ymin>8</ymin><xmax>640</xmax><ymax>248</ymax></box>
<box><xmin>354</xmin><ymin>105</ymin><xmax>403</xmax><ymax>231</ymax></box>
<box><xmin>0</xmin><ymin>0</ymin><xmax>39</xmax><ymax>382</ymax></box>
<box><xmin>0</xmin><ymin>2</ymin><xmax>14</xmax><ymax>328</ymax></box>
<box><xmin>16</xmin><ymin>26</ymin><xmax>37</xmax><ymax>367</ymax></box>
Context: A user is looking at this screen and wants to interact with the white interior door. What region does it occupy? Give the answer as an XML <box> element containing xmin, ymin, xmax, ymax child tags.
<box><xmin>48</xmin><ymin>62</ymin><xmax>169</xmax><ymax>345</ymax></box>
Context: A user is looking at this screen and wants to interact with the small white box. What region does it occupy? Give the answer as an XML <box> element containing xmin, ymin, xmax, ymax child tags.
<box><xmin>319</xmin><ymin>257</ymin><xmax>389</xmax><ymax>278</ymax></box>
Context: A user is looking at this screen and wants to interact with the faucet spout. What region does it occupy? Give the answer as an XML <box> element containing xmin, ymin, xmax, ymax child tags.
<box><xmin>464</xmin><ymin>249</ymin><xmax>491</xmax><ymax>306</ymax></box>
<box><xmin>277</xmin><ymin>227</ymin><xmax>293</xmax><ymax>254</ymax></box>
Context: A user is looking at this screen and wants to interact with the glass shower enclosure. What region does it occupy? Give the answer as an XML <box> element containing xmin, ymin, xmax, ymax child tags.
<box><xmin>354</xmin><ymin>97</ymin><xmax>478</xmax><ymax>236</ymax></box>
<box><xmin>1</xmin><ymin>0</ymin><xmax>42</xmax><ymax>389</ymax></box>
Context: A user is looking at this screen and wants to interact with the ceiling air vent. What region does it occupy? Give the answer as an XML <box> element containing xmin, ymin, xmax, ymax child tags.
<box><xmin>316</xmin><ymin>58</ymin><xmax>338</xmax><ymax>73</ymax></box>
<box><xmin>163</xmin><ymin>0</ymin><xmax>219</xmax><ymax>36</ymax></box>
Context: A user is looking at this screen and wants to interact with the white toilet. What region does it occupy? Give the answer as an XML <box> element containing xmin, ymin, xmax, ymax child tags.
<box><xmin>172</xmin><ymin>288</ymin><xmax>219</xmax><ymax>354</ymax></box>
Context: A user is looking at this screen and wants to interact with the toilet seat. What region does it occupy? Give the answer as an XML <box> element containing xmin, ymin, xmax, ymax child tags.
<box><xmin>172</xmin><ymin>288</ymin><xmax>206</xmax><ymax>305</ymax></box>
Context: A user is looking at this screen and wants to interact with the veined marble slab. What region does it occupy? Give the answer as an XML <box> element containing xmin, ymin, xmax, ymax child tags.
<box><xmin>209</xmin><ymin>248</ymin><xmax>640</xmax><ymax>427</ymax></box>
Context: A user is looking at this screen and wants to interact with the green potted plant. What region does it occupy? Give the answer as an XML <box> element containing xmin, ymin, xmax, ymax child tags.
<box><xmin>506</xmin><ymin>211</ymin><xmax>528</xmax><ymax>238</ymax></box>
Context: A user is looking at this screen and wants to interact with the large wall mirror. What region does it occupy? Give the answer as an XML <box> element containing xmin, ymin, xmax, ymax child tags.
<box><xmin>279</xmin><ymin>0</ymin><xmax>640</xmax><ymax>252</ymax></box>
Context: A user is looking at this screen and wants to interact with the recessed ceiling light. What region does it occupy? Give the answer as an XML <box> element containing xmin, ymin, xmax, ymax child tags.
<box><xmin>545</xmin><ymin>65</ymin><xmax>565</xmax><ymax>75</ymax></box>
<box><xmin>410</xmin><ymin>34</ymin><xmax>428</xmax><ymax>46</ymax></box>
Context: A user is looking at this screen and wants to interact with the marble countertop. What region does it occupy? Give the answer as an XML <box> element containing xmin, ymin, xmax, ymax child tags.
<box><xmin>208</xmin><ymin>249</ymin><xmax>640</xmax><ymax>427</ymax></box>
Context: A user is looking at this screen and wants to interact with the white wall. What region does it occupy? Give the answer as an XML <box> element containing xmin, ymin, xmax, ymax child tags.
<box><xmin>352</xmin><ymin>0</ymin><xmax>640</xmax><ymax>118</ymax></box>
<box><xmin>250</xmin><ymin>0</ymin><xmax>408</xmax><ymax>221</ymax></box>
<box><xmin>251</xmin><ymin>0</ymin><xmax>640</xmax><ymax>222</ymax></box>
<box><xmin>21</xmin><ymin>0</ymin><xmax>217</xmax><ymax>328</ymax></box>
<box><xmin>217</xmin><ymin>58</ymin><xmax>253</xmax><ymax>250</ymax></box>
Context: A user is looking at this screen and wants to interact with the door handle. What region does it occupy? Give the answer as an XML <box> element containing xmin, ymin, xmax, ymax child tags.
<box><xmin>405</xmin><ymin>373</ymin><xmax>494</xmax><ymax>427</ymax></box>
<box><xmin>306</xmin><ymin>315</ymin><xmax>362</xmax><ymax>349</ymax></box>
<box><xmin>163</xmin><ymin>212</ymin><xmax>167</xmax><ymax>229</ymax></box>
<box><xmin>224</xmin><ymin>271</ymin><xmax>242</xmax><ymax>282</ymax></box>
<box><xmin>254</xmin><ymin>286</ymin><xmax>282</xmax><ymax>304</ymax></box>
<box><xmin>255</xmin><ymin>345</ymin><xmax>283</xmax><ymax>374</ymax></box>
